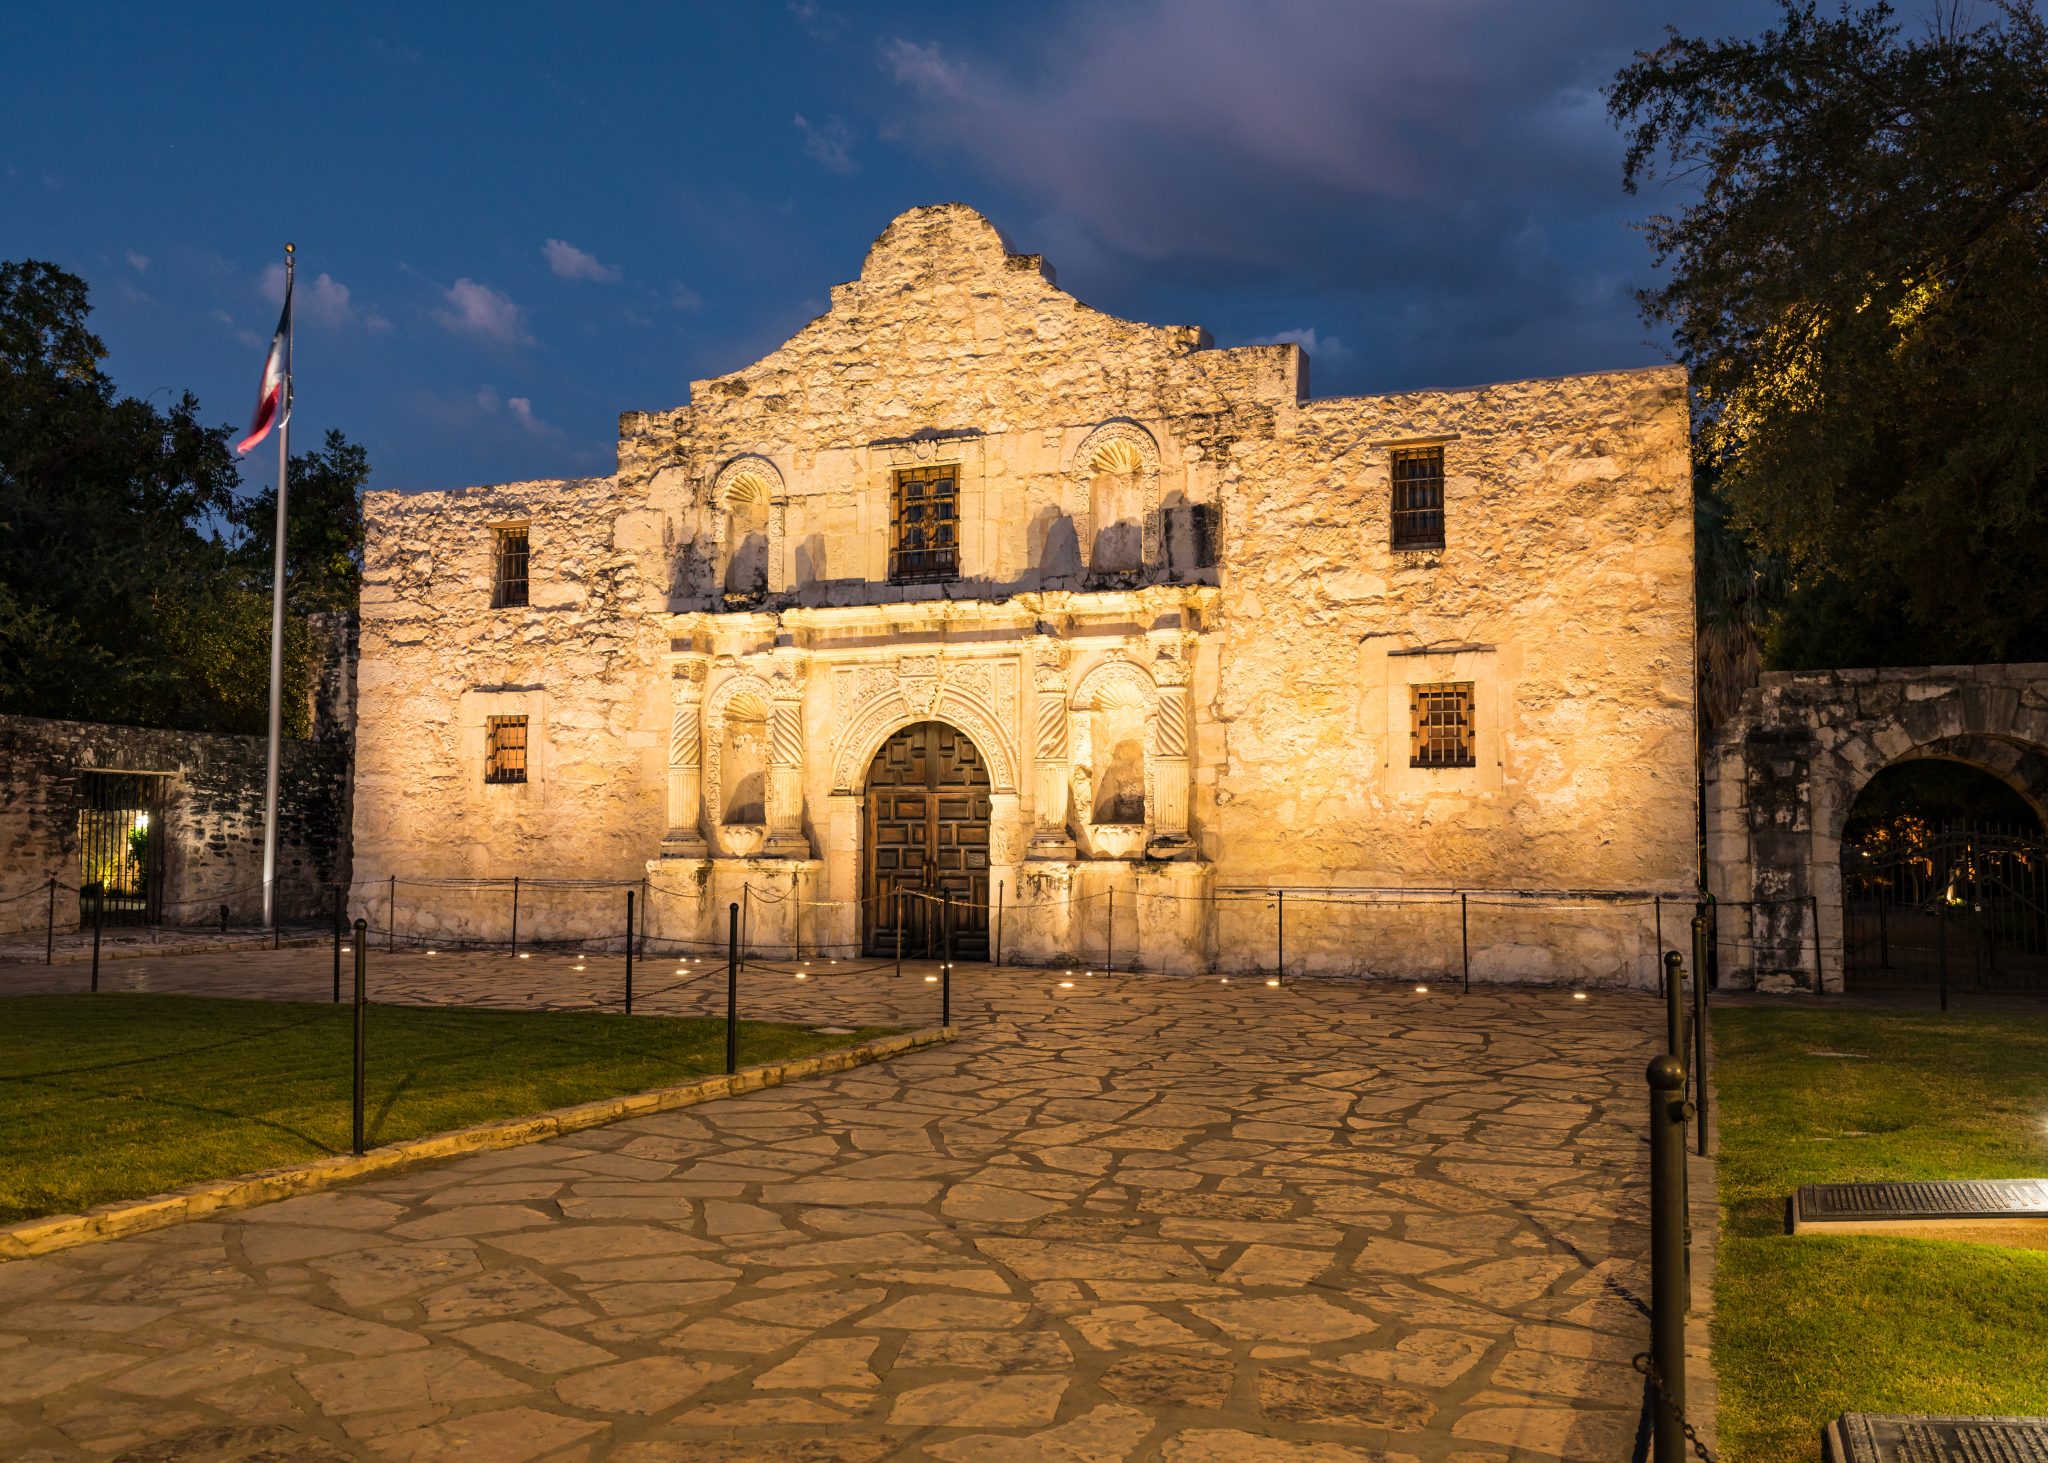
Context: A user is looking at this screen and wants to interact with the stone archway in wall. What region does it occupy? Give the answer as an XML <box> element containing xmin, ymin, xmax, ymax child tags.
<box><xmin>1705</xmin><ymin>665</ymin><xmax>2048</xmax><ymax>992</ymax></box>
<box><xmin>861</xmin><ymin>721</ymin><xmax>992</xmax><ymax>961</ymax></box>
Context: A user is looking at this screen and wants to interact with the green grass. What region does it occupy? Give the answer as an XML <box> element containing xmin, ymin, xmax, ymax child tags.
<box><xmin>1713</xmin><ymin>1003</ymin><xmax>2048</xmax><ymax>1462</ymax></box>
<box><xmin>0</xmin><ymin>994</ymin><xmax>894</xmax><ymax>1223</ymax></box>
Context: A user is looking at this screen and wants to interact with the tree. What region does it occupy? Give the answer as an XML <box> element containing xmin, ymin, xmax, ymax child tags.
<box><xmin>1611</xmin><ymin>2</ymin><xmax>2048</xmax><ymax>670</ymax></box>
<box><xmin>0</xmin><ymin>258</ymin><xmax>367</xmax><ymax>736</ymax></box>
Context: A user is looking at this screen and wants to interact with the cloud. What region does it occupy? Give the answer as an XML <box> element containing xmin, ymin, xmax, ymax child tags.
<box><xmin>543</xmin><ymin>238</ymin><xmax>621</xmax><ymax>283</ymax></box>
<box><xmin>670</xmin><ymin>283</ymin><xmax>704</xmax><ymax>312</ymax></box>
<box><xmin>883</xmin><ymin>38</ymin><xmax>966</xmax><ymax>98</ymax></box>
<box><xmin>475</xmin><ymin>385</ymin><xmax>557</xmax><ymax>438</ymax></box>
<box><xmin>260</xmin><ymin>264</ymin><xmax>361</xmax><ymax>328</ymax></box>
<box><xmin>125</xmin><ymin>250</ymin><xmax>149</xmax><ymax>273</ymax></box>
<box><xmin>789</xmin><ymin>0</ymin><xmax>844</xmax><ymax>40</ymax></box>
<box><xmin>434</xmin><ymin>278</ymin><xmax>533</xmax><ymax>346</ymax></box>
<box><xmin>212</xmin><ymin>307</ymin><xmax>262</xmax><ymax>350</ymax></box>
<box><xmin>1247</xmin><ymin>327</ymin><xmax>1354</xmax><ymax>367</ymax></box>
<box><xmin>793</xmin><ymin>113</ymin><xmax>857</xmax><ymax>174</ymax></box>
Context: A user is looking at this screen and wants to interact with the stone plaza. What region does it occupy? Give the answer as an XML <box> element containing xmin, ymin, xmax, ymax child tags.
<box><xmin>0</xmin><ymin>949</ymin><xmax>1705</xmax><ymax>1461</ymax></box>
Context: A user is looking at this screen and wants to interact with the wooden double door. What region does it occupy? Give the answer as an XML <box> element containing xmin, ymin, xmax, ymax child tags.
<box><xmin>863</xmin><ymin>721</ymin><xmax>991</xmax><ymax>959</ymax></box>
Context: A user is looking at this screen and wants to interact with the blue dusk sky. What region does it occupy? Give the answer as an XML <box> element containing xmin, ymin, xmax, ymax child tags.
<box><xmin>3</xmin><ymin>0</ymin><xmax>1771</xmax><ymax>497</ymax></box>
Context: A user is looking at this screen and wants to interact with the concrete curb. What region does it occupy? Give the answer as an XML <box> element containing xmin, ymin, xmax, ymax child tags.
<box><xmin>0</xmin><ymin>1025</ymin><xmax>954</xmax><ymax>1262</ymax></box>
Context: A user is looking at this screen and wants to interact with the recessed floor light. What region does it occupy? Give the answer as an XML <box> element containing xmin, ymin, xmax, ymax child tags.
<box><xmin>1413</xmin><ymin>984</ymin><xmax>1429</xmax><ymax>994</ymax></box>
<box><xmin>1572</xmin><ymin>991</ymin><xmax>1588</xmax><ymax>1001</ymax></box>
<box><xmin>924</xmin><ymin>974</ymin><xmax>938</xmax><ymax>982</ymax></box>
<box><xmin>517</xmin><ymin>952</ymin><xmax>530</xmax><ymax>959</ymax></box>
<box><xmin>795</xmin><ymin>973</ymin><xmax>808</xmax><ymax>981</ymax></box>
<box><xmin>1059</xmin><ymin>980</ymin><xmax>1074</xmax><ymax>989</ymax></box>
<box><xmin>1265</xmin><ymin>978</ymin><xmax>1280</xmax><ymax>987</ymax></box>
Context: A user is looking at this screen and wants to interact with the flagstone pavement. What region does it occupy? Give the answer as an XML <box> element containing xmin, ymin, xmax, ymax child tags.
<box><xmin>0</xmin><ymin>952</ymin><xmax>1691</xmax><ymax>1461</ymax></box>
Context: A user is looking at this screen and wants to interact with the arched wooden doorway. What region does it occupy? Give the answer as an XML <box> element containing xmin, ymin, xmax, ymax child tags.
<box><xmin>863</xmin><ymin>721</ymin><xmax>991</xmax><ymax>959</ymax></box>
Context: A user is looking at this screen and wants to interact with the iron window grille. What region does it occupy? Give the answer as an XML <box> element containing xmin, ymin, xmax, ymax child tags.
<box><xmin>493</xmin><ymin>526</ymin><xmax>530</xmax><ymax>608</ymax></box>
<box><xmin>485</xmin><ymin>715</ymin><xmax>529</xmax><ymax>784</ymax></box>
<box><xmin>889</xmin><ymin>465</ymin><xmax>959</xmax><ymax>582</ymax></box>
<box><xmin>1390</xmin><ymin>446</ymin><xmax>1446</xmax><ymax>551</ymax></box>
<box><xmin>1410</xmin><ymin>682</ymin><xmax>1475</xmax><ymax>768</ymax></box>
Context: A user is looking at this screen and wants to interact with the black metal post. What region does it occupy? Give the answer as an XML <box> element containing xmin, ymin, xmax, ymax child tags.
<box><xmin>220</xmin><ymin>902</ymin><xmax>228</xmax><ymax>935</ymax></box>
<box><xmin>1663</xmin><ymin>949</ymin><xmax>1684</xmax><ymax>1061</ymax></box>
<box><xmin>388</xmin><ymin>874</ymin><xmax>396</xmax><ymax>953</ymax></box>
<box><xmin>90</xmin><ymin>882</ymin><xmax>103</xmax><ymax>992</ymax></box>
<box><xmin>942</xmin><ymin>896</ymin><xmax>953</xmax><ymax>1027</ymax></box>
<box><xmin>1276</xmin><ymin>889</ymin><xmax>1285</xmax><ymax>985</ymax></box>
<box><xmin>725</xmin><ymin>901</ymin><xmax>740</xmax><ymax>1075</ymax></box>
<box><xmin>624</xmin><ymin>889</ymin><xmax>636</xmax><ymax>1015</ymax></box>
<box><xmin>1691</xmin><ymin>910</ymin><xmax>1710</xmax><ymax>1157</ymax></box>
<box><xmin>352</xmin><ymin>919</ymin><xmax>367</xmax><ymax>1155</ymax></box>
<box><xmin>45</xmin><ymin>876</ymin><xmax>56</xmax><ymax>965</ymax></box>
<box><xmin>994</xmin><ymin>879</ymin><xmax>1004</xmax><ymax>969</ymax></box>
<box><xmin>511</xmin><ymin>875</ymin><xmax>520</xmax><ymax>958</ymax></box>
<box><xmin>1647</xmin><ymin>1054</ymin><xmax>1691</xmax><ymax>1463</ymax></box>
<box><xmin>332</xmin><ymin>884</ymin><xmax>343</xmax><ymax>1004</ymax></box>
<box><xmin>1460</xmin><ymin>891</ymin><xmax>1470</xmax><ymax>994</ymax></box>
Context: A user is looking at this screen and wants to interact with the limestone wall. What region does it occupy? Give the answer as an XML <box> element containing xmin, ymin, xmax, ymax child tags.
<box><xmin>0</xmin><ymin>714</ymin><xmax>348</xmax><ymax>934</ymax></box>
<box><xmin>352</xmin><ymin>203</ymin><xmax>1696</xmax><ymax>983</ymax></box>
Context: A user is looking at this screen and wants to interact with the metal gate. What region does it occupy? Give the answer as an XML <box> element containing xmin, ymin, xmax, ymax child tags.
<box><xmin>862</xmin><ymin>721</ymin><xmax>991</xmax><ymax>959</ymax></box>
<box><xmin>76</xmin><ymin>770</ymin><xmax>170</xmax><ymax>927</ymax></box>
<box><xmin>1842</xmin><ymin>825</ymin><xmax>2048</xmax><ymax>992</ymax></box>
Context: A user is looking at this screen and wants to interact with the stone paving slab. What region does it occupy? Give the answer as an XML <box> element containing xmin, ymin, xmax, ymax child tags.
<box><xmin>0</xmin><ymin>949</ymin><xmax>1684</xmax><ymax>1460</ymax></box>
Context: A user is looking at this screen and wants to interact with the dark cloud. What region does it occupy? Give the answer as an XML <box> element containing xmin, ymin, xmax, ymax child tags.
<box><xmin>874</xmin><ymin>0</ymin><xmax>1770</xmax><ymax>392</ymax></box>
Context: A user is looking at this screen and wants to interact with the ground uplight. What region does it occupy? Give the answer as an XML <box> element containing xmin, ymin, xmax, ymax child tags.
<box><xmin>1414</xmin><ymin>984</ymin><xmax>1429</xmax><ymax>994</ymax></box>
<box><xmin>1572</xmin><ymin>991</ymin><xmax>1588</xmax><ymax>1001</ymax></box>
<box><xmin>1265</xmin><ymin>978</ymin><xmax>1279</xmax><ymax>987</ymax></box>
<box><xmin>1059</xmin><ymin>980</ymin><xmax>1074</xmax><ymax>989</ymax></box>
<box><xmin>924</xmin><ymin>974</ymin><xmax>938</xmax><ymax>982</ymax></box>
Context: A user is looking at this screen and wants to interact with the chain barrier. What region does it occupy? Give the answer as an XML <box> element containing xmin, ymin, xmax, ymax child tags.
<box><xmin>1632</xmin><ymin>1352</ymin><xmax>1716</xmax><ymax>1463</ymax></box>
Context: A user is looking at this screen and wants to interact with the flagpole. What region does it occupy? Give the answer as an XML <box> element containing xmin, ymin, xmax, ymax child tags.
<box><xmin>260</xmin><ymin>242</ymin><xmax>295</xmax><ymax>930</ymax></box>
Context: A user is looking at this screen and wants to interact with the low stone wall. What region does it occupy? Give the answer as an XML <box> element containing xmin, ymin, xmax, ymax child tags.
<box><xmin>0</xmin><ymin>715</ymin><xmax>351</xmax><ymax>936</ymax></box>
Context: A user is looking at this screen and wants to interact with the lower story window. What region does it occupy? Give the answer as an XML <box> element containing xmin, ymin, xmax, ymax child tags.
<box><xmin>1410</xmin><ymin>683</ymin><xmax>1475</xmax><ymax>768</ymax></box>
<box><xmin>485</xmin><ymin>715</ymin><xmax>529</xmax><ymax>784</ymax></box>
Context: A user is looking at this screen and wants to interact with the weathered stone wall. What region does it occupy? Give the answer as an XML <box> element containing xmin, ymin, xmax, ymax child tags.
<box><xmin>1706</xmin><ymin>664</ymin><xmax>2048</xmax><ymax>991</ymax></box>
<box><xmin>0</xmin><ymin>715</ymin><xmax>350</xmax><ymax>935</ymax></box>
<box><xmin>353</xmin><ymin>204</ymin><xmax>1695</xmax><ymax>986</ymax></box>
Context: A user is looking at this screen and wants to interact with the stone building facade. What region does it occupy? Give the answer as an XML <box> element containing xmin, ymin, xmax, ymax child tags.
<box><xmin>352</xmin><ymin>204</ymin><xmax>1695</xmax><ymax>984</ymax></box>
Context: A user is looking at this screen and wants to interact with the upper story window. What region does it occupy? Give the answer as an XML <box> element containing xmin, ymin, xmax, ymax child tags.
<box><xmin>492</xmin><ymin>525</ymin><xmax>530</xmax><ymax>608</ymax></box>
<box><xmin>1410</xmin><ymin>682</ymin><xmax>1475</xmax><ymax>768</ymax></box>
<box><xmin>1389</xmin><ymin>446</ymin><xmax>1446</xmax><ymax>552</ymax></box>
<box><xmin>890</xmin><ymin>465</ymin><xmax>959</xmax><ymax>582</ymax></box>
<box><xmin>485</xmin><ymin>715</ymin><xmax>529</xmax><ymax>784</ymax></box>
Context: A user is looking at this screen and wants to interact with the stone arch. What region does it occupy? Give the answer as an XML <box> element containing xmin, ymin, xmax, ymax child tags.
<box><xmin>835</xmin><ymin>688</ymin><xmax>1019</xmax><ymax>797</ymax></box>
<box><xmin>1706</xmin><ymin>666</ymin><xmax>2048</xmax><ymax>992</ymax></box>
<box><xmin>704</xmin><ymin>672</ymin><xmax>776</xmax><ymax>831</ymax></box>
<box><xmin>711</xmin><ymin>455</ymin><xmax>786</xmax><ymax>598</ymax></box>
<box><xmin>1069</xmin><ymin>657</ymin><xmax>1160</xmax><ymax>846</ymax></box>
<box><xmin>1070</xmin><ymin>421</ymin><xmax>1163</xmax><ymax>574</ymax></box>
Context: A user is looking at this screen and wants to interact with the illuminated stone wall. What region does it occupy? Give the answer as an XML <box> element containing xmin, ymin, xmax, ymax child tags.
<box><xmin>0</xmin><ymin>714</ymin><xmax>348</xmax><ymax>934</ymax></box>
<box><xmin>353</xmin><ymin>204</ymin><xmax>1695</xmax><ymax>984</ymax></box>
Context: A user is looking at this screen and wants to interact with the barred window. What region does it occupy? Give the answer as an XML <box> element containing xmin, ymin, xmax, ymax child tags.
<box><xmin>493</xmin><ymin>526</ymin><xmax>530</xmax><ymax>608</ymax></box>
<box><xmin>889</xmin><ymin>465</ymin><xmax>959</xmax><ymax>582</ymax></box>
<box><xmin>1390</xmin><ymin>446</ymin><xmax>1446</xmax><ymax>551</ymax></box>
<box><xmin>1409</xmin><ymin>683</ymin><xmax>1475</xmax><ymax>768</ymax></box>
<box><xmin>485</xmin><ymin>715</ymin><xmax>529</xmax><ymax>784</ymax></box>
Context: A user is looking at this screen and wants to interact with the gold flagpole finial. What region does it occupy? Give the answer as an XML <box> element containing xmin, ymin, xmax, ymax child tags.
<box><xmin>285</xmin><ymin>241</ymin><xmax>295</xmax><ymax>254</ymax></box>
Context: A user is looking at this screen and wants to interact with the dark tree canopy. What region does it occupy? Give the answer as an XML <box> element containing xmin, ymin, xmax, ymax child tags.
<box><xmin>0</xmin><ymin>259</ymin><xmax>367</xmax><ymax>736</ymax></box>
<box><xmin>1612</xmin><ymin>1</ymin><xmax>2048</xmax><ymax>674</ymax></box>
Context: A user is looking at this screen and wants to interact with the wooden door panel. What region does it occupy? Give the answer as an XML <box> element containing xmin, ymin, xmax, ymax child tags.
<box><xmin>864</xmin><ymin>720</ymin><xmax>992</xmax><ymax>958</ymax></box>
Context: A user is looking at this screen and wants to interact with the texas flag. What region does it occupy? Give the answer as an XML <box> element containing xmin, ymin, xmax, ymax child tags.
<box><xmin>235</xmin><ymin>281</ymin><xmax>292</xmax><ymax>455</ymax></box>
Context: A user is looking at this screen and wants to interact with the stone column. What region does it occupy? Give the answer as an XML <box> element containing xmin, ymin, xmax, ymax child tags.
<box><xmin>661</xmin><ymin>659</ymin><xmax>708</xmax><ymax>857</ymax></box>
<box><xmin>1148</xmin><ymin>641</ymin><xmax>1195</xmax><ymax>860</ymax></box>
<box><xmin>1028</xmin><ymin>641</ymin><xmax>1075</xmax><ymax>858</ymax></box>
<box><xmin>765</xmin><ymin>664</ymin><xmax>810</xmax><ymax>857</ymax></box>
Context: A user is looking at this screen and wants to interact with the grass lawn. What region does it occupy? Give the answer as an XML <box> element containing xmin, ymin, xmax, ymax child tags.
<box><xmin>1713</xmin><ymin>1001</ymin><xmax>2048</xmax><ymax>1462</ymax></box>
<box><xmin>0</xmin><ymin>993</ymin><xmax>895</xmax><ymax>1224</ymax></box>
